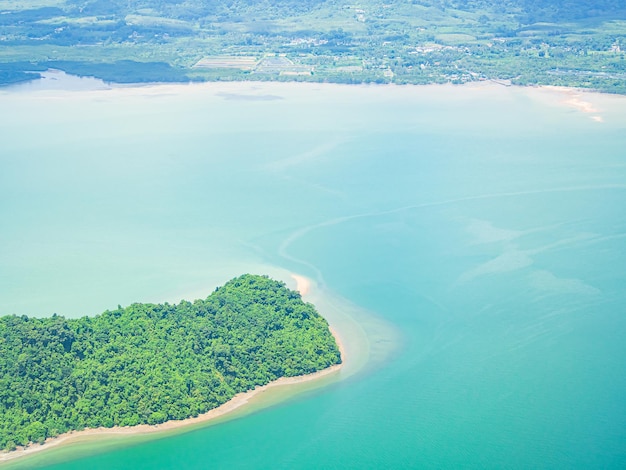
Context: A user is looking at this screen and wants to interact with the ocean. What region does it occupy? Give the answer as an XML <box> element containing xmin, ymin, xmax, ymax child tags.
<box><xmin>1</xmin><ymin>78</ymin><xmax>625</xmax><ymax>468</ymax></box>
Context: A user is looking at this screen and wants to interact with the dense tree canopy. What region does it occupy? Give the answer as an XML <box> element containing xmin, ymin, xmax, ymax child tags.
<box><xmin>0</xmin><ymin>274</ymin><xmax>341</xmax><ymax>451</ymax></box>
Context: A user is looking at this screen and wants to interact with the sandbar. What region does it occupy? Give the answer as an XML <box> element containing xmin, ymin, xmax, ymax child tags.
<box><xmin>291</xmin><ymin>273</ymin><xmax>311</xmax><ymax>296</ymax></box>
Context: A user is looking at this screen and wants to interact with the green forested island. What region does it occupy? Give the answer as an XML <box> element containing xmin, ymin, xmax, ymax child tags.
<box><xmin>0</xmin><ymin>0</ymin><xmax>625</xmax><ymax>93</ymax></box>
<box><xmin>0</xmin><ymin>274</ymin><xmax>341</xmax><ymax>452</ymax></box>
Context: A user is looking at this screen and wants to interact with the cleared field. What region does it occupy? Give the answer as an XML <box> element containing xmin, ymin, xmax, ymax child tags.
<box><xmin>124</xmin><ymin>14</ymin><xmax>194</xmax><ymax>30</ymax></box>
<box><xmin>255</xmin><ymin>56</ymin><xmax>312</xmax><ymax>75</ymax></box>
<box><xmin>193</xmin><ymin>56</ymin><xmax>259</xmax><ymax>70</ymax></box>
<box><xmin>0</xmin><ymin>0</ymin><xmax>64</xmax><ymax>9</ymax></box>
<box><xmin>435</xmin><ymin>33</ymin><xmax>478</xmax><ymax>44</ymax></box>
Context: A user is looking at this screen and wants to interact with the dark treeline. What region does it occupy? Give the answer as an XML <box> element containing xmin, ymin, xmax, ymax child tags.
<box><xmin>0</xmin><ymin>274</ymin><xmax>341</xmax><ymax>452</ymax></box>
<box><xmin>45</xmin><ymin>61</ymin><xmax>189</xmax><ymax>83</ymax></box>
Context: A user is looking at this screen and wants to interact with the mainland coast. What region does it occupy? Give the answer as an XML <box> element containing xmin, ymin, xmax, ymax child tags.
<box><xmin>3</xmin><ymin>68</ymin><xmax>622</xmax><ymax>105</ymax></box>
<box><xmin>0</xmin><ymin>273</ymin><xmax>348</xmax><ymax>466</ymax></box>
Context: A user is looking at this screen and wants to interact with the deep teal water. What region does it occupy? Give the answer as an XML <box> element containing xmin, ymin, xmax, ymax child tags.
<box><xmin>1</xmin><ymin>81</ymin><xmax>625</xmax><ymax>468</ymax></box>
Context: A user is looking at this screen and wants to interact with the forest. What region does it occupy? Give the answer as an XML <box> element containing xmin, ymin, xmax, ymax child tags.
<box><xmin>0</xmin><ymin>0</ymin><xmax>624</xmax><ymax>92</ymax></box>
<box><xmin>0</xmin><ymin>274</ymin><xmax>341</xmax><ymax>452</ymax></box>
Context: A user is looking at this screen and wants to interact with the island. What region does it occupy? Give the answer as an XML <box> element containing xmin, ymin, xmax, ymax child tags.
<box><xmin>0</xmin><ymin>274</ymin><xmax>342</xmax><ymax>454</ymax></box>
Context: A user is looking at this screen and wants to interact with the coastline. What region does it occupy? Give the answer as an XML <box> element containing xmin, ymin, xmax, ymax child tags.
<box><xmin>3</xmin><ymin>69</ymin><xmax>626</xmax><ymax>98</ymax></box>
<box><xmin>0</xmin><ymin>273</ymin><xmax>346</xmax><ymax>465</ymax></box>
<box><xmin>0</xmin><ymin>362</ymin><xmax>343</xmax><ymax>465</ymax></box>
<box><xmin>4</xmin><ymin>73</ymin><xmax>625</xmax><ymax>101</ymax></box>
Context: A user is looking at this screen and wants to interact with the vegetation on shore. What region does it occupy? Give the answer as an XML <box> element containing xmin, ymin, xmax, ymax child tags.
<box><xmin>0</xmin><ymin>274</ymin><xmax>341</xmax><ymax>452</ymax></box>
<box><xmin>0</xmin><ymin>0</ymin><xmax>625</xmax><ymax>93</ymax></box>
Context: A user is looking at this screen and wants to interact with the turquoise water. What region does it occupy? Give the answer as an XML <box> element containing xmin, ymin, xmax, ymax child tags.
<box><xmin>1</xmin><ymin>81</ymin><xmax>626</xmax><ymax>468</ymax></box>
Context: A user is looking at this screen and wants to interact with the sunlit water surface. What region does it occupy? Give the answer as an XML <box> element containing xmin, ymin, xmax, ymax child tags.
<box><xmin>1</xmin><ymin>79</ymin><xmax>625</xmax><ymax>469</ymax></box>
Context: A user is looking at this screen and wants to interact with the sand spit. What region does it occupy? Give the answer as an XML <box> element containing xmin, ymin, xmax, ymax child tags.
<box><xmin>538</xmin><ymin>85</ymin><xmax>606</xmax><ymax>122</ymax></box>
<box><xmin>291</xmin><ymin>273</ymin><xmax>311</xmax><ymax>296</ymax></box>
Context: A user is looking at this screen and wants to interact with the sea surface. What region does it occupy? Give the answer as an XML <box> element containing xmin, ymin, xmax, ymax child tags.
<box><xmin>1</xmin><ymin>78</ymin><xmax>626</xmax><ymax>469</ymax></box>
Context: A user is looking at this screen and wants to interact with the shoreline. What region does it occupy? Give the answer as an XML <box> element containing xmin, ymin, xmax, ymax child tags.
<box><xmin>0</xmin><ymin>273</ymin><xmax>346</xmax><ymax>465</ymax></box>
<box><xmin>0</xmin><ymin>362</ymin><xmax>343</xmax><ymax>465</ymax></box>
<box><xmin>4</xmin><ymin>72</ymin><xmax>625</xmax><ymax>100</ymax></box>
<box><xmin>2</xmin><ymin>68</ymin><xmax>625</xmax><ymax>97</ymax></box>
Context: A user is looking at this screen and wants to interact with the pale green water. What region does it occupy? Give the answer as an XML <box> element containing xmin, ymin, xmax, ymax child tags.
<box><xmin>1</xmin><ymin>81</ymin><xmax>626</xmax><ymax>469</ymax></box>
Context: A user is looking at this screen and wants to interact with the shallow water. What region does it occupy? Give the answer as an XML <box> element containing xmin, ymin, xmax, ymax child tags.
<box><xmin>1</xmin><ymin>82</ymin><xmax>625</xmax><ymax>469</ymax></box>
